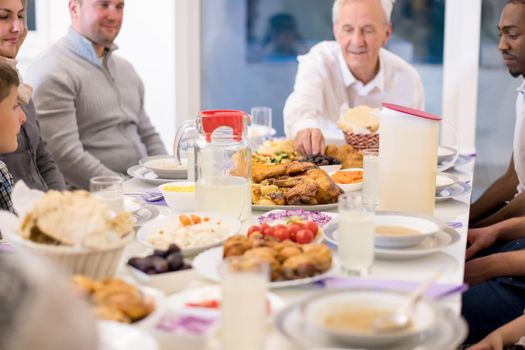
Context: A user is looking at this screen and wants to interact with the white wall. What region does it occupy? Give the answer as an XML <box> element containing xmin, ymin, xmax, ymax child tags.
<box><xmin>17</xmin><ymin>0</ymin><xmax>177</xmax><ymax>151</ymax></box>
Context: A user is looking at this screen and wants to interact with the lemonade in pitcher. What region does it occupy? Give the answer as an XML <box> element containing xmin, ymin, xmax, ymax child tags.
<box><xmin>195</xmin><ymin>176</ymin><xmax>251</xmax><ymax>221</ymax></box>
<box><xmin>174</xmin><ymin>110</ymin><xmax>252</xmax><ymax>221</ymax></box>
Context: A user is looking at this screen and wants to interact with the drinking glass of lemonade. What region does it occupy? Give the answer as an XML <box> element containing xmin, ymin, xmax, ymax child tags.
<box><xmin>89</xmin><ymin>176</ymin><xmax>124</xmax><ymax>213</ymax></box>
<box><xmin>220</xmin><ymin>256</ymin><xmax>269</xmax><ymax>350</ymax></box>
<box><xmin>362</xmin><ymin>149</ymin><xmax>379</xmax><ymax>209</ymax></box>
<box><xmin>338</xmin><ymin>193</ymin><xmax>375</xmax><ymax>276</ymax></box>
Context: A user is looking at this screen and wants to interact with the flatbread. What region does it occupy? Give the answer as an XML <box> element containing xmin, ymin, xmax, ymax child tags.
<box><xmin>337</xmin><ymin>105</ymin><xmax>379</xmax><ymax>133</ymax></box>
<box><xmin>20</xmin><ymin>191</ymin><xmax>133</xmax><ymax>249</ymax></box>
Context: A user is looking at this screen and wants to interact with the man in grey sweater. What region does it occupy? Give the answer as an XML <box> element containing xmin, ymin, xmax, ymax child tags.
<box><xmin>26</xmin><ymin>0</ymin><xmax>166</xmax><ymax>189</ymax></box>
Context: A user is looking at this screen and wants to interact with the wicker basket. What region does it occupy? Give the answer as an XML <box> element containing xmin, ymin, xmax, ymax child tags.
<box><xmin>344</xmin><ymin>132</ymin><xmax>379</xmax><ymax>151</ymax></box>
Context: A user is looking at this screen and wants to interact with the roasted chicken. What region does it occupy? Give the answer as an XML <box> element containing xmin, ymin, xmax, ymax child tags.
<box><xmin>251</xmin><ymin>161</ymin><xmax>343</xmax><ymax>205</ymax></box>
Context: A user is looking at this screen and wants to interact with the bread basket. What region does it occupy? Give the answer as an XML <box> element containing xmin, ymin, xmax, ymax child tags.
<box><xmin>343</xmin><ymin>131</ymin><xmax>379</xmax><ymax>151</ymax></box>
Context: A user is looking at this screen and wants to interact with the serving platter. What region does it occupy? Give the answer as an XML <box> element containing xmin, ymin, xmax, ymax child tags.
<box><xmin>192</xmin><ymin>246</ymin><xmax>338</xmax><ymax>288</ymax></box>
<box><xmin>136</xmin><ymin>213</ymin><xmax>241</xmax><ymax>256</ymax></box>
<box><xmin>253</xmin><ymin>203</ymin><xmax>338</xmax><ymax>212</ymax></box>
<box><xmin>165</xmin><ymin>285</ymin><xmax>286</xmax><ymax>316</ymax></box>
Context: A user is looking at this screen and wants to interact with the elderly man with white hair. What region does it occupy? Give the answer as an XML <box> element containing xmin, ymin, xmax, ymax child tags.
<box><xmin>284</xmin><ymin>0</ymin><xmax>425</xmax><ymax>156</ymax></box>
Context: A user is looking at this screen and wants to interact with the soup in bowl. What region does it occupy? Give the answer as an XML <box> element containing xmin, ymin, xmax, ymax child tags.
<box><xmin>302</xmin><ymin>289</ymin><xmax>438</xmax><ymax>347</ymax></box>
<box><xmin>374</xmin><ymin>212</ymin><xmax>444</xmax><ymax>249</ymax></box>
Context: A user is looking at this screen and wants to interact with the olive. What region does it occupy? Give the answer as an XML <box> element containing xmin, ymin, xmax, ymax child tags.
<box><xmin>166</xmin><ymin>244</ymin><xmax>181</xmax><ymax>255</ymax></box>
<box><xmin>166</xmin><ymin>252</ymin><xmax>183</xmax><ymax>271</ymax></box>
<box><xmin>128</xmin><ymin>257</ymin><xmax>152</xmax><ymax>273</ymax></box>
<box><xmin>153</xmin><ymin>248</ymin><xmax>169</xmax><ymax>258</ymax></box>
<box><xmin>151</xmin><ymin>256</ymin><xmax>169</xmax><ymax>273</ymax></box>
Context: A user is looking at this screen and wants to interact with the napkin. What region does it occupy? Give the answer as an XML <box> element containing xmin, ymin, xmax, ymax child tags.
<box><xmin>143</xmin><ymin>187</ymin><xmax>167</xmax><ymax>206</ymax></box>
<box><xmin>317</xmin><ymin>276</ymin><xmax>468</xmax><ymax>299</ymax></box>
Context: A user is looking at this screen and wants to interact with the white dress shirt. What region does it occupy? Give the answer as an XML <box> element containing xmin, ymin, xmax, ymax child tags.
<box><xmin>283</xmin><ymin>41</ymin><xmax>425</xmax><ymax>138</ymax></box>
<box><xmin>513</xmin><ymin>79</ymin><xmax>525</xmax><ymax>193</ymax></box>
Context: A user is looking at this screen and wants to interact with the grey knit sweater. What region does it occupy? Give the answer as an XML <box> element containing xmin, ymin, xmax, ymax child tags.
<box><xmin>26</xmin><ymin>28</ymin><xmax>166</xmax><ymax>189</ymax></box>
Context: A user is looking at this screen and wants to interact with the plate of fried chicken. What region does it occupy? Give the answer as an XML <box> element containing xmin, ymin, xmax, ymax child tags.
<box><xmin>251</xmin><ymin>161</ymin><xmax>343</xmax><ymax>210</ymax></box>
<box><xmin>193</xmin><ymin>235</ymin><xmax>336</xmax><ymax>288</ymax></box>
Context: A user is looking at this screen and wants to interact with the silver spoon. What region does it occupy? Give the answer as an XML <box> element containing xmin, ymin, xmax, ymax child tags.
<box><xmin>372</xmin><ymin>269</ymin><xmax>444</xmax><ymax>333</ymax></box>
<box><xmin>124</xmin><ymin>192</ymin><xmax>163</xmax><ymax>203</ymax></box>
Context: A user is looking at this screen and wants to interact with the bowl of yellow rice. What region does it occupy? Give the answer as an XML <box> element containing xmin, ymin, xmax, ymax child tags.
<box><xmin>158</xmin><ymin>182</ymin><xmax>195</xmax><ymax>212</ymax></box>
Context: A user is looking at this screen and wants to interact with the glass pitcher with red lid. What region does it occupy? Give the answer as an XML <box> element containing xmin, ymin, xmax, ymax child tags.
<box><xmin>174</xmin><ymin>110</ymin><xmax>252</xmax><ymax>221</ymax></box>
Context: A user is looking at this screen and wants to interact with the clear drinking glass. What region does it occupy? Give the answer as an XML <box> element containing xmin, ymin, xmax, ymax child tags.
<box><xmin>249</xmin><ymin>106</ymin><xmax>273</xmax><ymax>144</ymax></box>
<box><xmin>362</xmin><ymin>149</ymin><xmax>380</xmax><ymax>209</ymax></box>
<box><xmin>89</xmin><ymin>176</ymin><xmax>124</xmax><ymax>213</ymax></box>
<box><xmin>338</xmin><ymin>192</ymin><xmax>375</xmax><ymax>276</ymax></box>
<box><xmin>220</xmin><ymin>256</ymin><xmax>269</xmax><ymax>350</ymax></box>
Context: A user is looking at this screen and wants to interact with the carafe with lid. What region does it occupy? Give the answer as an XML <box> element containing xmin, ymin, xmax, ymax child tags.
<box><xmin>377</xmin><ymin>103</ymin><xmax>441</xmax><ymax>215</ymax></box>
<box><xmin>175</xmin><ymin>110</ymin><xmax>252</xmax><ymax>221</ymax></box>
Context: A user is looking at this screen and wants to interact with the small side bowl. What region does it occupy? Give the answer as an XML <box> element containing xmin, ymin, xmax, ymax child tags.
<box><xmin>140</xmin><ymin>155</ymin><xmax>188</xmax><ymax>179</ymax></box>
<box><xmin>328</xmin><ymin>168</ymin><xmax>363</xmax><ymax>192</ymax></box>
<box><xmin>374</xmin><ymin>212</ymin><xmax>444</xmax><ymax>249</ymax></box>
<box><xmin>302</xmin><ymin>289</ymin><xmax>438</xmax><ymax>348</ymax></box>
<box><xmin>127</xmin><ymin>265</ymin><xmax>197</xmax><ymax>295</ymax></box>
<box><xmin>158</xmin><ymin>181</ymin><xmax>195</xmax><ymax>212</ymax></box>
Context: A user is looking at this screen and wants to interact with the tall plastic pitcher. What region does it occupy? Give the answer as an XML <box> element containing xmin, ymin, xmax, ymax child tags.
<box><xmin>378</xmin><ymin>103</ymin><xmax>441</xmax><ymax>215</ymax></box>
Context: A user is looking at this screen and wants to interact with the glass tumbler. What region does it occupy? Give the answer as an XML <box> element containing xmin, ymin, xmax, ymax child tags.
<box><xmin>89</xmin><ymin>175</ymin><xmax>124</xmax><ymax>213</ymax></box>
<box><xmin>338</xmin><ymin>192</ymin><xmax>375</xmax><ymax>276</ymax></box>
<box><xmin>220</xmin><ymin>256</ymin><xmax>269</xmax><ymax>350</ymax></box>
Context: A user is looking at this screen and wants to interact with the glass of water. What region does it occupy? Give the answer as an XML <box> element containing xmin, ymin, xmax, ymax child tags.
<box><xmin>250</xmin><ymin>106</ymin><xmax>273</xmax><ymax>139</ymax></box>
<box><xmin>362</xmin><ymin>149</ymin><xmax>379</xmax><ymax>208</ymax></box>
<box><xmin>338</xmin><ymin>192</ymin><xmax>375</xmax><ymax>276</ymax></box>
<box><xmin>89</xmin><ymin>176</ymin><xmax>124</xmax><ymax>213</ymax></box>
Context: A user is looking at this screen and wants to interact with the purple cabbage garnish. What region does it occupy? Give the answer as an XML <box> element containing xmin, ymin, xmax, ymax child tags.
<box><xmin>257</xmin><ymin>209</ymin><xmax>333</xmax><ymax>227</ymax></box>
<box><xmin>156</xmin><ymin>315</ymin><xmax>218</xmax><ymax>335</ymax></box>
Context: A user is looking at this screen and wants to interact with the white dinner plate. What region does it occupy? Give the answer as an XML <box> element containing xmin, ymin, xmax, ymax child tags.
<box><xmin>323</xmin><ymin>222</ymin><xmax>460</xmax><ymax>260</ymax></box>
<box><xmin>437</xmin><ymin>145</ymin><xmax>457</xmax><ymax>163</ymax></box>
<box><xmin>435</xmin><ymin>182</ymin><xmax>472</xmax><ymax>202</ymax></box>
<box><xmin>192</xmin><ymin>246</ymin><xmax>337</xmax><ymax>288</ymax></box>
<box><xmin>253</xmin><ymin>203</ymin><xmax>338</xmax><ymax>212</ymax></box>
<box><xmin>438</xmin><ymin>154</ymin><xmax>474</xmax><ymax>171</ymax></box>
<box><xmin>274</xmin><ymin>298</ymin><xmax>467</xmax><ymax>349</ymax></box>
<box><xmin>127</xmin><ymin>164</ymin><xmax>188</xmax><ymax>185</ymax></box>
<box><xmin>136</xmin><ymin>213</ymin><xmax>241</xmax><ymax>256</ymax></box>
<box><xmin>166</xmin><ymin>285</ymin><xmax>286</xmax><ymax>316</ymax></box>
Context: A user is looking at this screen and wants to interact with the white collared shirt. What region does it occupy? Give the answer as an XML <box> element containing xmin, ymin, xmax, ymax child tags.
<box><xmin>513</xmin><ymin>79</ymin><xmax>525</xmax><ymax>193</ymax></box>
<box><xmin>283</xmin><ymin>41</ymin><xmax>425</xmax><ymax>138</ymax></box>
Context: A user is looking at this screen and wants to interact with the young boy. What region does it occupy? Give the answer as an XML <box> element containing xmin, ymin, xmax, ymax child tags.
<box><xmin>0</xmin><ymin>62</ymin><xmax>27</xmax><ymax>213</ymax></box>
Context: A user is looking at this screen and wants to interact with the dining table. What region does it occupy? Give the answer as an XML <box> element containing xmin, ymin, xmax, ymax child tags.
<box><xmin>118</xmin><ymin>158</ymin><xmax>474</xmax><ymax>350</ymax></box>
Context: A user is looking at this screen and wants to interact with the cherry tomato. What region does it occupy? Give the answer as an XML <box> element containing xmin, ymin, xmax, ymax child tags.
<box><xmin>274</xmin><ymin>228</ymin><xmax>291</xmax><ymax>241</ymax></box>
<box><xmin>296</xmin><ymin>229</ymin><xmax>314</xmax><ymax>244</ymax></box>
<box><xmin>305</xmin><ymin>221</ymin><xmax>319</xmax><ymax>235</ymax></box>
<box><xmin>275</xmin><ymin>224</ymin><xmax>287</xmax><ymax>231</ymax></box>
<box><xmin>247</xmin><ymin>225</ymin><xmax>261</xmax><ymax>235</ymax></box>
<box><xmin>263</xmin><ymin>227</ymin><xmax>275</xmax><ymax>237</ymax></box>
<box><xmin>248</xmin><ymin>231</ymin><xmax>263</xmax><ymax>239</ymax></box>
<box><xmin>260</xmin><ymin>223</ymin><xmax>270</xmax><ymax>232</ymax></box>
<box><xmin>287</xmin><ymin>224</ymin><xmax>301</xmax><ymax>241</ymax></box>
